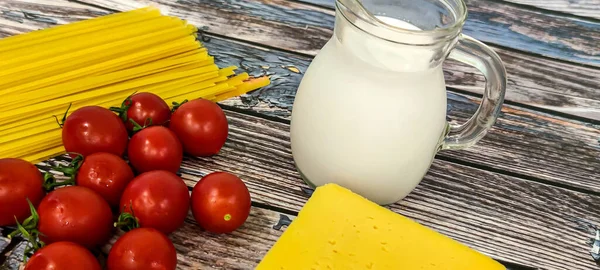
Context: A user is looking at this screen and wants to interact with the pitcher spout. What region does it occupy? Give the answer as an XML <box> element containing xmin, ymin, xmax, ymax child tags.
<box><xmin>333</xmin><ymin>0</ymin><xmax>468</xmax><ymax>72</ymax></box>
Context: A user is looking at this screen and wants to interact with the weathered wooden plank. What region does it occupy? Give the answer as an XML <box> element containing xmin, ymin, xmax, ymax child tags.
<box><xmin>449</xmin><ymin>50</ymin><xmax>600</xmax><ymax>121</ymax></box>
<box><xmin>0</xmin><ymin>241</ymin><xmax>25</xmax><ymax>270</ymax></box>
<box><xmin>167</xmin><ymin>210</ymin><xmax>287</xmax><ymax>269</ymax></box>
<box><xmin>0</xmin><ymin>205</ymin><xmax>535</xmax><ymax>270</ymax></box>
<box><xmin>0</xmin><ymin>158</ymin><xmax>292</xmax><ymax>269</ymax></box>
<box><xmin>500</xmin><ymin>0</ymin><xmax>600</xmax><ymax>20</ymax></box>
<box><xmin>2</xmin><ymin>97</ymin><xmax>598</xmax><ymax>269</ymax></box>
<box><xmin>0</xmin><ymin>0</ymin><xmax>105</xmax><ymax>35</ymax></box>
<box><xmin>46</xmin><ymin>0</ymin><xmax>600</xmax><ymax>121</ymax></box>
<box><xmin>463</xmin><ymin>0</ymin><xmax>600</xmax><ymax>66</ymax></box>
<box><xmin>211</xmin><ymin>36</ymin><xmax>600</xmax><ymax>121</ymax></box>
<box><xmin>295</xmin><ymin>0</ymin><xmax>600</xmax><ymax>43</ymax></box>
<box><xmin>72</xmin><ymin>0</ymin><xmax>600</xmax><ymax>66</ymax></box>
<box><xmin>0</xmin><ymin>236</ymin><xmax>9</xmax><ymax>258</ymax></box>
<box><xmin>2</xmin><ymin>0</ymin><xmax>600</xmax><ymax>121</ymax></box>
<box><xmin>1</xmin><ymin>2</ymin><xmax>599</xmax><ymax>268</ymax></box>
<box><xmin>14</xmin><ymin>114</ymin><xmax>600</xmax><ymax>270</ymax></box>
<box><xmin>105</xmin><ymin>209</ymin><xmax>287</xmax><ymax>269</ymax></box>
<box><xmin>0</xmin><ymin>209</ymin><xmax>290</xmax><ymax>269</ymax></box>
<box><xmin>69</xmin><ymin>0</ymin><xmax>334</xmax><ymax>55</ymax></box>
<box><xmin>181</xmin><ymin>110</ymin><xmax>600</xmax><ymax>270</ymax></box>
<box><xmin>0</xmin><ymin>157</ymin><xmax>293</xmax><ymax>270</ymax></box>
<box><xmin>3</xmin><ymin>0</ymin><xmax>600</xmax><ymax>121</ymax></box>
<box><xmin>145</xmin><ymin>111</ymin><xmax>600</xmax><ymax>269</ymax></box>
<box><xmin>0</xmin><ymin>2</ymin><xmax>599</xmax><ymax>194</ymax></box>
<box><xmin>14</xmin><ymin>105</ymin><xmax>596</xmax><ymax>270</ymax></box>
<box><xmin>208</xmin><ymin>38</ymin><xmax>600</xmax><ymax>195</ymax></box>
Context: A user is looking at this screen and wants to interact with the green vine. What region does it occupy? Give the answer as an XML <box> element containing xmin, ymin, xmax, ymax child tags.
<box><xmin>171</xmin><ymin>99</ymin><xmax>188</xmax><ymax>112</ymax></box>
<box><xmin>53</xmin><ymin>103</ymin><xmax>72</xmax><ymax>128</ymax></box>
<box><xmin>43</xmin><ymin>154</ymin><xmax>82</xmax><ymax>191</ymax></box>
<box><xmin>8</xmin><ymin>200</ymin><xmax>45</xmax><ymax>260</ymax></box>
<box><xmin>109</xmin><ymin>91</ymin><xmax>138</xmax><ymax>123</ymax></box>
<box><xmin>129</xmin><ymin>117</ymin><xmax>153</xmax><ymax>133</ymax></box>
<box><xmin>114</xmin><ymin>203</ymin><xmax>140</xmax><ymax>232</ymax></box>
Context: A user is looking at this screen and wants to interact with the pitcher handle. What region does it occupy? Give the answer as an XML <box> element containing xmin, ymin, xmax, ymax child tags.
<box><xmin>441</xmin><ymin>34</ymin><xmax>507</xmax><ymax>150</ymax></box>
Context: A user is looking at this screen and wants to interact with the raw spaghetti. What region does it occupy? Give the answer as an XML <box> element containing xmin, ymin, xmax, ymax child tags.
<box><xmin>0</xmin><ymin>7</ymin><xmax>270</xmax><ymax>163</ymax></box>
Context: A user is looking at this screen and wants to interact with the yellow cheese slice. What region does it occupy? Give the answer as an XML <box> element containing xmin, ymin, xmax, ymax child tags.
<box><xmin>257</xmin><ymin>184</ymin><xmax>505</xmax><ymax>270</ymax></box>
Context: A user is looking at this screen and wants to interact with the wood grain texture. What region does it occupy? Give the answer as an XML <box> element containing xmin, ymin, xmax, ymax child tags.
<box><xmin>181</xmin><ymin>110</ymin><xmax>600</xmax><ymax>270</ymax></box>
<box><xmin>0</xmin><ymin>209</ymin><xmax>293</xmax><ymax>269</ymax></box>
<box><xmin>0</xmin><ymin>241</ymin><xmax>25</xmax><ymax>270</ymax></box>
<box><xmin>464</xmin><ymin>0</ymin><xmax>600</xmax><ymax>66</ymax></box>
<box><xmin>128</xmin><ymin>111</ymin><xmax>600</xmax><ymax>269</ymax></box>
<box><xmin>500</xmin><ymin>0</ymin><xmax>600</xmax><ymax>20</ymax></box>
<box><xmin>0</xmin><ymin>2</ymin><xmax>599</xmax><ymax>196</ymax></box>
<box><xmin>73</xmin><ymin>0</ymin><xmax>600</xmax><ymax>67</ymax></box>
<box><xmin>57</xmin><ymin>0</ymin><xmax>600</xmax><ymax>121</ymax></box>
<box><xmin>0</xmin><ymin>1</ymin><xmax>599</xmax><ymax>269</ymax></box>
<box><xmin>0</xmin><ymin>236</ymin><xmax>9</xmax><ymax>258</ymax></box>
<box><xmin>0</xmin><ymin>158</ymin><xmax>293</xmax><ymax>269</ymax></box>
<box><xmin>0</xmin><ymin>0</ymin><xmax>106</xmax><ymax>36</ymax></box>
<box><xmin>213</xmin><ymin>35</ymin><xmax>600</xmax><ymax>121</ymax></box>
<box><xmin>4</xmin><ymin>112</ymin><xmax>599</xmax><ymax>269</ymax></box>
<box><xmin>206</xmin><ymin>38</ymin><xmax>600</xmax><ymax>195</ymax></box>
<box><xmin>104</xmin><ymin>209</ymin><xmax>288</xmax><ymax>270</ymax></box>
<box><xmin>2</xmin><ymin>0</ymin><xmax>600</xmax><ymax>120</ymax></box>
<box><xmin>167</xmin><ymin>210</ymin><xmax>287</xmax><ymax>269</ymax></box>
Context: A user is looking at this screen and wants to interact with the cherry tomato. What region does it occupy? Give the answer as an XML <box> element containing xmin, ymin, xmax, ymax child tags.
<box><xmin>107</xmin><ymin>228</ymin><xmax>177</xmax><ymax>270</ymax></box>
<box><xmin>169</xmin><ymin>99</ymin><xmax>228</xmax><ymax>157</ymax></box>
<box><xmin>0</xmin><ymin>158</ymin><xmax>44</xmax><ymax>226</ymax></box>
<box><xmin>25</xmin><ymin>242</ymin><xmax>101</xmax><ymax>270</ymax></box>
<box><xmin>191</xmin><ymin>172</ymin><xmax>251</xmax><ymax>234</ymax></box>
<box><xmin>37</xmin><ymin>186</ymin><xmax>113</xmax><ymax>248</ymax></box>
<box><xmin>76</xmin><ymin>152</ymin><xmax>134</xmax><ymax>207</ymax></box>
<box><xmin>116</xmin><ymin>92</ymin><xmax>171</xmax><ymax>133</ymax></box>
<box><xmin>62</xmin><ymin>106</ymin><xmax>128</xmax><ymax>157</ymax></box>
<box><xmin>120</xmin><ymin>171</ymin><xmax>189</xmax><ymax>234</ymax></box>
<box><xmin>127</xmin><ymin>126</ymin><xmax>182</xmax><ymax>174</ymax></box>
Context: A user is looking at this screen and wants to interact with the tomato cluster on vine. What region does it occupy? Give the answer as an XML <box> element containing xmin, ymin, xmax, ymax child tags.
<box><xmin>0</xmin><ymin>93</ymin><xmax>252</xmax><ymax>270</ymax></box>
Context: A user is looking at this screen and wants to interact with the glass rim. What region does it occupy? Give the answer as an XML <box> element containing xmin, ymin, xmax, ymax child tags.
<box><xmin>335</xmin><ymin>0</ymin><xmax>468</xmax><ymax>42</ymax></box>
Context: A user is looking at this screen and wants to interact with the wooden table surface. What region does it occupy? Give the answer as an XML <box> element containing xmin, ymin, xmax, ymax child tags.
<box><xmin>1</xmin><ymin>0</ymin><xmax>600</xmax><ymax>269</ymax></box>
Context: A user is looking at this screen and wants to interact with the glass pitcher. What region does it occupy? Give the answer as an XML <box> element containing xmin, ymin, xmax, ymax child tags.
<box><xmin>290</xmin><ymin>0</ymin><xmax>507</xmax><ymax>205</ymax></box>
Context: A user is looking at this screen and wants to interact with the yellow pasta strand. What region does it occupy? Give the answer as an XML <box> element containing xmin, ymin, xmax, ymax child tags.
<box><xmin>3</xmin><ymin>55</ymin><xmax>212</xmax><ymax>107</ymax></box>
<box><xmin>1</xmin><ymin>42</ymin><xmax>205</xmax><ymax>96</ymax></box>
<box><xmin>0</xmin><ymin>8</ymin><xmax>270</xmax><ymax>162</ymax></box>
<box><xmin>0</xmin><ymin>8</ymin><xmax>161</xmax><ymax>52</ymax></box>
<box><xmin>0</xmin><ymin>17</ymin><xmax>188</xmax><ymax>68</ymax></box>
<box><xmin>19</xmin><ymin>146</ymin><xmax>66</xmax><ymax>165</ymax></box>
<box><xmin>0</xmin><ymin>29</ymin><xmax>199</xmax><ymax>87</ymax></box>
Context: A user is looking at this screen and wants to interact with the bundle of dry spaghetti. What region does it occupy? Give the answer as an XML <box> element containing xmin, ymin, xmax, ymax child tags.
<box><xmin>0</xmin><ymin>7</ymin><xmax>270</xmax><ymax>163</ymax></box>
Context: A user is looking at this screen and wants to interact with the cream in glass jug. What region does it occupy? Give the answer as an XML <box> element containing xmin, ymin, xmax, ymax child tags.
<box><xmin>290</xmin><ymin>0</ymin><xmax>507</xmax><ymax>205</ymax></box>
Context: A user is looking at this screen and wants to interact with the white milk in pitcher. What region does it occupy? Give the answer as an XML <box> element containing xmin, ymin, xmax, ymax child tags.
<box><xmin>290</xmin><ymin>16</ymin><xmax>448</xmax><ymax>205</ymax></box>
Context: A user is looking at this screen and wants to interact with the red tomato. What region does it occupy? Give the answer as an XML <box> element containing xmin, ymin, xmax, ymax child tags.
<box><xmin>25</xmin><ymin>242</ymin><xmax>101</xmax><ymax>270</ymax></box>
<box><xmin>191</xmin><ymin>172</ymin><xmax>251</xmax><ymax>234</ymax></box>
<box><xmin>76</xmin><ymin>152</ymin><xmax>134</xmax><ymax>207</ymax></box>
<box><xmin>37</xmin><ymin>186</ymin><xmax>113</xmax><ymax>248</ymax></box>
<box><xmin>118</xmin><ymin>92</ymin><xmax>171</xmax><ymax>133</ymax></box>
<box><xmin>62</xmin><ymin>106</ymin><xmax>128</xmax><ymax>157</ymax></box>
<box><xmin>107</xmin><ymin>228</ymin><xmax>177</xmax><ymax>270</ymax></box>
<box><xmin>0</xmin><ymin>159</ymin><xmax>44</xmax><ymax>226</ymax></box>
<box><xmin>169</xmin><ymin>99</ymin><xmax>228</xmax><ymax>156</ymax></box>
<box><xmin>127</xmin><ymin>126</ymin><xmax>183</xmax><ymax>174</ymax></box>
<box><xmin>120</xmin><ymin>171</ymin><xmax>189</xmax><ymax>234</ymax></box>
